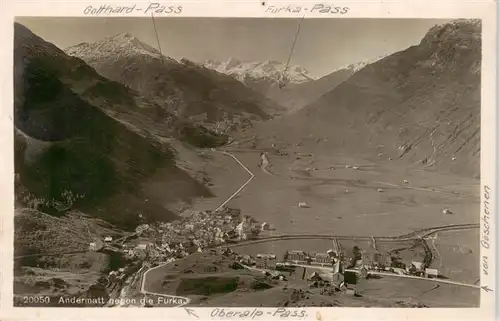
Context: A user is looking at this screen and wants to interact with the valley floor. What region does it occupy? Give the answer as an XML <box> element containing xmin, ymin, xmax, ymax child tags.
<box><xmin>13</xmin><ymin>136</ymin><xmax>481</xmax><ymax>308</ymax></box>
<box><xmin>138</xmin><ymin>137</ymin><xmax>480</xmax><ymax>307</ymax></box>
<box><xmin>217</xmin><ymin>146</ymin><xmax>478</xmax><ymax>237</ymax></box>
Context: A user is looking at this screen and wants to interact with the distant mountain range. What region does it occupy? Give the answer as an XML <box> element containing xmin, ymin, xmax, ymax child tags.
<box><xmin>204</xmin><ymin>58</ymin><xmax>315</xmax><ymax>84</ymax></box>
<box><xmin>66</xmin><ymin>34</ymin><xmax>284</xmax><ymax>132</ymax></box>
<box><xmin>204</xmin><ymin>56</ymin><xmax>385</xmax><ymax>113</ymax></box>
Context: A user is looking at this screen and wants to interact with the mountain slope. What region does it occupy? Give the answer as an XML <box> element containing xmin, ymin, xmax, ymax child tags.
<box><xmin>279</xmin><ymin>19</ymin><xmax>481</xmax><ymax>177</ymax></box>
<box><xmin>66</xmin><ymin>35</ymin><xmax>281</xmax><ymax>132</ymax></box>
<box><xmin>262</xmin><ymin>65</ymin><xmax>358</xmax><ymax>113</ymax></box>
<box><xmin>14</xmin><ymin>23</ymin><xmax>214</xmax><ymax>230</ymax></box>
<box><xmin>274</xmin><ymin>56</ymin><xmax>386</xmax><ymax>112</ymax></box>
<box><xmin>17</xmin><ymin>31</ymin><xmax>226</xmax><ymax>148</ymax></box>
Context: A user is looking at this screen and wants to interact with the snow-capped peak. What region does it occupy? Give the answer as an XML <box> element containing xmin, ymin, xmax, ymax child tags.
<box><xmin>334</xmin><ymin>55</ymin><xmax>388</xmax><ymax>73</ymax></box>
<box><xmin>112</xmin><ymin>32</ymin><xmax>134</xmax><ymax>39</ymax></box>
<box><xmin>204</xmin><ymin>57</ymin><xmax>316</xmax><ymax>84</ymax></box>
<box><xmin>66</xmin><ymin>32</ymin><xmax>164</xmax><ymax>61</ymax></box>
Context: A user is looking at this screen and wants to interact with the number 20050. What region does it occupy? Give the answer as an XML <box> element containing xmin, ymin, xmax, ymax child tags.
<box><xmin>23</xmin><ymin>296</ymin><xmax>51</xmax><ymax>304</ymax></box>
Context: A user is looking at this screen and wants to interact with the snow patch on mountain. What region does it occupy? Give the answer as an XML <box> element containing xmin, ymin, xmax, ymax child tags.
<box><xmin>332</xmin><ymin>55</ymin><xmax>388</xmax><ymax>74</ymax></box>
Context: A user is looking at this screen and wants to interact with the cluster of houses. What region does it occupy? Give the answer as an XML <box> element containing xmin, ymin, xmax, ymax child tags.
<box><xmin>90</xmin><ymin>208</ymin><xmax>274</xmax><ymax>266</ymax></box>
<box><xmin>88</xmin><ymin>236</ymin><xmax>114</xmax><ymax>251</ymax></box>
<box><xmin>284</xmin><ymin>250</ymin><xmax>340</xmax><ymax>266</ymax></box>
<box><xmin>247</xmin><ymin>250</ymin><xmax>341</xmax><ymax>270</ymax></box>
<box><xmin>362</xmin><ymin>252</ymin><xmax>439</xmax><ymax>278</ymax></box>
<box><xmin>108</xmin><ymin>267</ymin><xmax>128</xmax><ymax>283</ymax></box>
<box><xmin>255</xmin><ymin>254</ymin><xmax>277</xmax><ymax>269</ymax></box>
<box><xmin>262</xmin><ymin>248</ymin><xmax>441</xmax><ymax>280</ymax></box>
<box><xmin>148</xmin><ymin>208</ymin><xmax>271</xmax><ymax>248</ymax></box>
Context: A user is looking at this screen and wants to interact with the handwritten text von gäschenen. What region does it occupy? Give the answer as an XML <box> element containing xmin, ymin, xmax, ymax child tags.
<box><xmin>481</xmin><ymin>185</ymin><xmax>491</xmax><ymax>277</ymax></box>
<box><xmin>83</xmin><ymin>4</ymin><xmax>182</xmax><ymax>15</ymax></box>
<box><xmin>481</xmin><ymin>185</ymin><xmax>491</xmax><ymax>250</ymax></box>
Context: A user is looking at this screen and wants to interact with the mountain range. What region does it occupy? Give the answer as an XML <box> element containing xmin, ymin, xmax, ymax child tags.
<box><xmin>204</xmin><ymin>56</ymin><xmax>385</xmax><ymax>113</ymax></box>
<box><xmin>204</xmin><ymin>58</ymin><xmax>315</xmax><ymax>84</ymax></box>
<box><xmin>65</xmin><ymin>34</ymin><xmax>284</xmax><ymax>132</ymax></box>
<box><xmin>272</xmin><ymin>19</ymin><xmax>481</xmax><ymax>177</ymax></box>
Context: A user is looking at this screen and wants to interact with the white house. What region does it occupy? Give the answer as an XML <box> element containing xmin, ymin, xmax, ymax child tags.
<box><xmin>411</xmin><ymin>261</ymin><xmax>423</xmax><ymax>271</ymax></box>
<box><xmin>104</xmin><ymin>236</ymin><xmax>113</xmax><ymax>242</ymax></box>
<box><xmin>425</xmin><ymin>268</ymin><xmax>439</xmax><ymax>278</ymax></box>
<box><xmin>298</xmin><ymin>202</ymin><xmax>310</xmax><ymax>208</ymax></box>
<box><xmin>236</xmin><ymin>218</ymin><xmax>251</xmax><ymax>240</ymax></box>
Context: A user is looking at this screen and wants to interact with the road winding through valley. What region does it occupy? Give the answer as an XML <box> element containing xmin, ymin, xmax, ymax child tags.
<box><xmin>214</xmin><ymin>151</ymin><xmax>256</xmax><ymax>211</ymax></box>
<box><xmin>139</xmin><ymin>149</ymin><xmax>257</xmax><ymax>304</ymax></box>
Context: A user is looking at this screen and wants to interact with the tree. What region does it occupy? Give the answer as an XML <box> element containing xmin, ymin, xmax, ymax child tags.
<box><xmin>19</xmin><ymin>189</ymin><xmax>85</xmax><ymax>213</ymax></box>
<box><xmin>352</xmin><ymin>246</ymin><xmax>362</xmax><ymax>260</ymax></box>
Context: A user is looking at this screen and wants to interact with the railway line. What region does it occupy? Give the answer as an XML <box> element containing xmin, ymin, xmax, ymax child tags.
<box><xmin>293</xmin><ymin>264</ymin><xmax>481</xmax><ymax>289</ymax></box>
<box><xmin>217</xmin><ymin>223</ymin><xmax>479</xmax><ymax>250</ymax></box>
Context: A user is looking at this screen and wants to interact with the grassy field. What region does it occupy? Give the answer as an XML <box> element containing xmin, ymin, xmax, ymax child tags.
<box><xmin>356</xmin><ymin>275</ymin><xmax>480</xmax><ymax>307</ymax></box>
<box><xmin>427</xmin><ymin>229</ymin><xmax>480</xmax><ymax>284</ymax></box>
<box><xmin>217</xmin><ymin>147</ymin><xmax>479</xmax><ymax>237</ymax></box>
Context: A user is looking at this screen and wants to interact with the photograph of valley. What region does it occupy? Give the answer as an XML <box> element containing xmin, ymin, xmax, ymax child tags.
<box><xmin>13</xmin><ymin>17</ymin><xmax>482</xmax><ymax>308</ymax></box>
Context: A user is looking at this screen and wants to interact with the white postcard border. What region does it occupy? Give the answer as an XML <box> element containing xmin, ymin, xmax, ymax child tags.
<box><xmin>0</xmin><ymin>1</ymin><xmax>497</xmax><ymax>320</ymax></box>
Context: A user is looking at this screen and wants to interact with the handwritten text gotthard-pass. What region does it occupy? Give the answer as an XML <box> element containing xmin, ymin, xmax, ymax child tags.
<box><xmin>83</xmin><ymin>3</ymin><xmax>183</xmax><ymax>15</ymax></box>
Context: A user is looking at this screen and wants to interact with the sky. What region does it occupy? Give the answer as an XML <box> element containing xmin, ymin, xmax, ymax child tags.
<box><xmin>16</xmin><ymin>17</ymin><xmax>449</xmax><ymax>77</ymax></box>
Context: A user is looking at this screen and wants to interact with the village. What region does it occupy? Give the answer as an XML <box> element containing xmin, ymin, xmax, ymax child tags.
<box><xmin>87</xmin><ymin>205</ymin><xmax>442</xmax><ymax>297</ymax></box>
<box><xmin>87</xmin><ymin>207</ymin><xmax>278</xmax><ymax>283</ymax></box>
